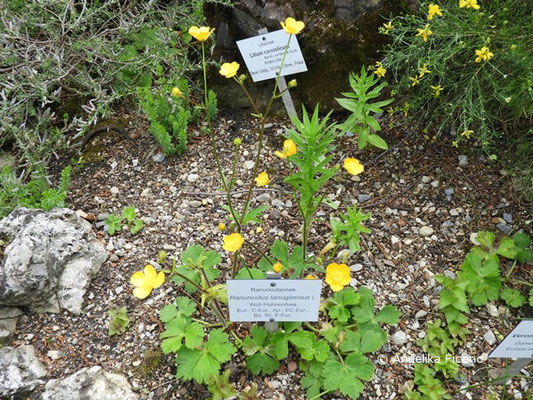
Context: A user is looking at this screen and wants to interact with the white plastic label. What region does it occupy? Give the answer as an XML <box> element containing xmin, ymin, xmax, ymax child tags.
<box><xmin>489</xmin><ymin>321</ymin><xmax>533</xmax><ymax>358</ymax></box>
<box><xmin>236</xmin><ymin>29</ymin><xmax>307</xmax><ymax>82</ymax></box>
<box><xmin>227</xmin><ymin>279</ymin><xmax>321</xmax><ymax>322</ymax></box>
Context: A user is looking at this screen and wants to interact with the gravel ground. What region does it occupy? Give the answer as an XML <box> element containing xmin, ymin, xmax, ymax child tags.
<box><xmin>10</xmin><ymin>109</ymin><xmax>532</xmax><ymax>400</ymax></box>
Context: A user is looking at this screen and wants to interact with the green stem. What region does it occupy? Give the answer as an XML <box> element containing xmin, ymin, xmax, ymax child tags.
<box><xmin>192</xmin><ymin>318</ymin><xmax>223</xmax><ymax>328</ymax></box>
<box><xmin>199</xmin><ymin>267</ymin><xmax>228</xmax><ymax>327</ymax></box>
<box><xmin>231</xmin><ymin>250</ymin><xmax>240</xmax><ymax>279</ymax></box>
<box><xmin>510</xmin><ymin>279</ymin><xmax>533</xmax><ymax>287</ymax></box>
<box><xmin>226</xmin><ymin>145</ymin><xmax>241</xmax><ymax>230</ymax></box>
<box><xmin>238</xmin><ymin>34</ymin><xmax>294</xmax><ymax>229</ymax></box>
<box><xmin>304</xmin><ymin>322</ymin><xmax>320</xmax><ymax>333</ymax></box>
<box><xmin>334</xmin><ymin>346</ymin><xmax>345</xmax><ymax>365</ymax></box>
<box><xmin>505</xmin><ymin>260</ymin><xmax>518</xmax><ymax>279</ymax></box>
<box><xmin>171</xmin><ymin>271</ymin><xmax>204</xmax><ymax>293</ymax></box>
<box><xmin>202</xmin><ymin>41</ymin><xmax>228</xmax><ymax>191</ymax></box>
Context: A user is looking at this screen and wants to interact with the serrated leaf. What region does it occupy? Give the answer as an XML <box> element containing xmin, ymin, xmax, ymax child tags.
<box><xmin>175</xmin><ymin>329</ymin><xmax>236</xmax><ymax>384</ymax></box>
<box><xmin>161</xmin><ymin>317</ymin><xmax>203</xmax><ymax>353</ymax></box>
<box><xmin>243</xmin><ymin>326</ymin><xmax>278</xmax><ymax>375</ymax></box>
<box><xmin>500</xmin><ymin>288</ymin><xmax>526</xmax><ymax>308</ymax></box>
<box><xmin>476</xmin><ymin>231</ymin><xmax>495</xmax><ymax>249</ymax></box>
<box><xmin>159</xmin><ymin>304</ymin><xmax>178</xmax><ymax>322</ymax></box>
<box><xmin>122</xmin><ymin>206</ymin><xmax>137</xmax><ymax>223</ymax></box>
<box><xmin>375</xmin><ymin>305</ymin><xmax>401</xmax><ymax>324</ymax></box>
<box><xmin>175</xmin><ymin>297</ymin><xmax>197</xmax><ymax>317</ymax></box>
<box><xmin>235</xmin><ymin>267</ymin><xmax>266</xmax><ymax>279</ymax></box>
<box><xmin>105</xmin><ymin>214</ymin><xmax>122</xmax><ymax>235</ymax></box>
<box><xmin>242</xmin><ymin>205</ymin><xmax>269</xmax><ymax>225</ymax></box>
<box><xmin>108</xmin><ymin>306</ymin><xmax>130</xmax><ymax>336</ymax></box>
<box><xmin>513</xmin><ymin>233</ymin><xmax>531</xmax><ymax>249</ymax></box>
<box><xmin>496</xmin><ymin>237</ymin><xmax>517</xmax><ymax>259</ymax></box>
<box><xmin>130</xmin><ymin>219</ymin><xmax>143</xmax><ymax>235</ymax></box>
<box><xmin>322</xmin><ymin>353</ymin><xmax>373</xmax><ymax>398</ymax></box>
<box><xmin>207</xmin><ymin>369</ymin><xmax>237</xmax><ymax>400</ymax></box>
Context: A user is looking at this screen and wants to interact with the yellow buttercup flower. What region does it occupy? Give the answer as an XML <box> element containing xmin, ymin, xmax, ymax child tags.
<box><xmin>219</xmin><ymin>62</ymin><xmax>240</xmax><ymax>78</ymax></box>
<box><xmin>418</xmin><ymin>64</ymin><xmax>431</xmax><ymax>77</ymax></box>
<box><xmin>280</xmin><ymin>17</ymin><xmax>305</xmax><ymax>35</ymax></box>
<box><xmin>275</xmin><ymin>139</ymin><xmax>298</xmax><ymax>159</ymax></box>
<box><xmin>431</xmin><ymin>85</ymin><xmax>443</xmax><ymax>98</ymax></box>
<box><xmin>172</xmin><ymin>87</ymin><xmax>184</xmax><ymax>98</ymax></box>
<box><xmin>343</xmin><ymin>158</ymin><xmax>364</xmax><ymax>176</ymax></box>
<box><xmin>427</xmin><ymin>4</ymin><xmax>443</xmax><ymax>20</ymax></box>
<box><xmin>475</xmin><ymin>46</ymin><xmax>494</xmax><ymax>63</ymax></box>
<box><xmin>130</xmin><ymin>265</ymin><xmax>165</xmax><ymax>299</ymax></box>
<box><xmin>459</xmin><ymin>0</ymin><xmax>480</xmax><ymax>10</ymax></box>
<box><xmin>188</xmin><ymin>26</ymin><xmax>215</xmax><ymax>41</ymax></box>
<box><xmin>416</xmin><ymin>24</ymin><xmax>433</xmax><ymax>42</ymax></box>
<box><xmin>305</xmin><ymin>274</ymin><xmax>318</xmax><ymax>280</ymax></box>
<box><xmin>409</xmin><ymin>76</ymin><xmax>420</xmax><ymax>86</ymax></box>
<box><xmin>218</xmin><ymin>222</ymin><xmax>226</xmax><ymax>231</ymax></box>
<box><xmin>374</xmin><ymin>66</ymin><xmax>387</xmax><ymax>78</ymax></box>
<box><xmin>273</xmin><ymin>262</ymin><xmax>283</xmax><ymax>273</ymax></box>
<box><xmin>461</xmin><ymin>130</ymin><xmax>474</xmax><ymax>139</ymax></box>
<box><xmin>325</xmin><ymin>263</ymin><xmax>351</xmax><ymax>292</ymax></box>
<box><xmin>255</xmin><ymin>172</ymin><xmax>270</xmax><ymax>186</ymax></box>
<box><xmin>382</xmin><ymin>21</ymin><xmax>394</xmax><ymax>34</ymax></box>
<box><xmin>223</xmin><ymin>232</ymin><xmax>244</xmax><ymax>252</ymax></box>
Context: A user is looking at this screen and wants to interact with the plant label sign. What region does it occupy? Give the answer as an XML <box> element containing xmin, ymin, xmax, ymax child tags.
<box><xmin>227</xmin><ymin>279</ymin><xmax>321</xmax><ymax>322</ymax></box>
<box><xmin>489</xmin><ymin>320</ymin><xmax>533</xmax><ymax>358</ymax></box>
<box><xmin>236</xmin><ymin>29</ymin><xmax>307</xmax><ymax>82</ymax></box>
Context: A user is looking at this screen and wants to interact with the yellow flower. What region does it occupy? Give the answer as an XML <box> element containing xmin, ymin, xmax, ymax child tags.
<box><xmin>256</xmin><ymin>227</ymin><xmax>263</xmax><ymax>234</ymax></box>
<box><xmin>325</xmin><ymin>263</ymin><xmax>351</xmax><ymax>292</ymax></box>
<box><xmin>374</xmin><ymin>66</ymin><xmax>387</xmax><ymax>78</ymax></box>
<box><xmin>188</xmin><ymin>26</ymin><xmax>215</xmax><ymax>41</ymax></box>
<box><xmin>273</xmin><ymin>262</ymin><xmax>283</xmax><ymax>273</ymax></box>
<box><xmin>172</xmin><ymin>87</ymin><xmax>183</xmax><ymax>98</ymax></box>
<box><xmin>461</xmin><ymin>130</ymin><xmax>474</xmax><ymax>139</ymax></box>
<box><xmin>452</xmin><ymin>140</ymin><xmax>459</xmax><ymax>148</ymax></box>
<box><xmin>219</xmin><ymin>62</ymin><xmax>240</xmax><ymax>78</ymax></box>
<box><xmin>431</xmin><ymin>85</ymin><xmax>443</xmax><ymax>98</ymax></box>
<box><xmin>280</xmin><ymin>17</ymin><xmax>305</xmax><ymax>35</ymax></box>
<box><xmin>409</xmin><ymin>76</ymin><xmax>420</xmax><ymax>86</ymax></box>
<box><xmin>255</xmin><ymin>172</ymin><xmax>270</xmax><ymax>186</ymax></box>
<box><xmin>427</xmin><ymin>4</ymin><xmax>443</xmax><ymax>20</ymax></box>
<box><xmin>343</xmin><ymin>158</ymin><xmax>364</xmax><ymax>176</ymax></box>
<box><xmin>288</xmin><ymin>79</ymin><xmax>298</xmax><ymax>88</ymax></box>
<box><xmin>130</xmin><ymin>265</ymin><xmax>165</xmax><ymax>299</ymax></box>
<box><xmin>218</xmin><ymin>222</ymin><xmax>226</xmax><ymax>231</ymax></box>
<box><xmin>459</xmin><ymin>0</ymin><xmax>480</xmax><ymax>10</ymax></box>
<box><xmin>382</xmin><ymin>21</ymin><xmax>394</xmax><ymax>34</ymax></box>
<box><xmin>234</xmin><ymin>138</ymin><xmax>242</xmax><ymax>146</ymax></box>
<box><xmin>475</xmin><ymin>46</ymin><xmax>494</xmax><ymax>63</ymax></box>
<box><xmin>416</xmin><ymin>24</ymin><xmax>433</xmax><ymax>42</ymax></box>
<box><xmin>223</xmin><ymin>232</ymin><xmax>244</xmax><ymax>252</ymax></box>
<box><xmin>418</xmin><ymin>63</ymin><xmax>431</xmax><ymax>77</ymax></box>
<box><xmin>305</xmin><ymin>274</ymin><xmax>318</xmax><ymax>280</ymax></box>
<box><xmin>275</xmin><ymin>139</ymin><xmax>298</xmax><ymax>159</ymax></box>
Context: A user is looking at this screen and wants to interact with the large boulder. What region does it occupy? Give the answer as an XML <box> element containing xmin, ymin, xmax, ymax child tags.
<box><xmin>0</xmin><ymin>305</ymin><xmax>23</xmax><ymax>344</ymax></box>
<box><xmin>204</xmin><ymin>0</ymin><xmax>414</xmax><ymax>112</ymax></box>
<box><xmin>0</xmin><ymin>345</ymin><xmax>47</xmax><ymax>397</ymax></box>
<box><xmin>0</xmin><ymin>208</ymin><xmax>107</xmax><ymax>314</ymax></box>
<box><xmin>42</xmin><ymin>366</ymin><xmax>138</xmax><ymax>400</ymax></box>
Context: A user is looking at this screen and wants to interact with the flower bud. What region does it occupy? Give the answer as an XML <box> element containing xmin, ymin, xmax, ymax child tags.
<box><xmin>218</xmin><ymin>222</ymin><xmax>226</xmax><ymax>231</ymax></box>
<box><xmin>234</xmin><ymin>138</ymin><xmax>242</xmax><ymax>146</ymax></box>
<box><xmin>288</xmin><ymin>79</ymin><xmax>297</xmax><ymax>88</ymax></box>
<box><xmin>172</xmin><ymin>87</ymin><xmax>183</xmax><ymax>98</ymax></box>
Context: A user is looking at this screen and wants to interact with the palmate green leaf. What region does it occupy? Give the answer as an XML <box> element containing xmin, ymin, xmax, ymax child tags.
<box><xmin>108</xmin><ymin>306</ymin><xmax>130</xmax><ymax>337</ymax></box>
<box><xmin>500</xmin><ymin>288</ymin><xmax>526</xmax><ymax>308</ymax></box>
<box><xmin>243</xmin><ymin>326</ymin><xmax>279</xmax><ymax>375</ymax></box>
<box><xmin>235</xmin><ymin>267</ymin><xmax>266</xmax><ymax>279</ymax></box>
<box><xmin>130</xmin><ymin>219</ymin><xmax>143</xmax><ymax>235</ymax></box>
<box><xmin>171</xmin><ymin>267</ymin><xmax>200</xmax><ymax>293</ymax></box>
<box><xmin>458</xmin><ymin>252</ymin><xmax>501</xmax><ymax>306</ymax></box>
<box><xmin>496</xmin><ymin>236</ymin><xmax>517</xmax><ymax>259</ymax></box>
<box><xmin>105</xmin><ymin>214</ymin><xmax>122</xmax><ymax>235</ymax></box>
<box><xmin>297</xmin><ymin>339</ymin><xmax>330</xmax><ymax>362</ymax></box>
<box><xmin>301</xmin><ymin>359</ymin><xmax>326</xmax><ymax>399</ymax></box>
<box><xmin>160</xmin><ymin>316</ymin><xmax>203</xmax><ymax>354</ymax></box>
<box><xmin>270</xmin><ymin>329</ymin><xmax>315</xmax><ymax>360</ymax></box>
<box><xmin>176</xmin><ymin>329</ymin><xmax>236</xmax><ymax>384</ymax></box>
<box><xmin>326</xmin><ymin>288</ymin><xmax>361</xmax><ymax>323</ymax></box>
<box><xmin>476</xmin><ymin>231</ymin><xmax>495</xmax><ymax>249</ymax></box>
<box><xmin>159</xmin><ymin>296</ymin><xmax>196</xmax><ymax>322</ymax></box>
<box><xmin>180</xmin><ymin>245</ymin><xmax>221</xmax><ymax>268</ymax></box>
<box><xmin>121</xmin><ymin>206</ymin><xmax>137</xmax><ymax>223</ymax></box>
<box><xmin>375</xmin><ymin>305</ymin><xmax>401</xmax><ymax>324</ymax></box>
<box><xmin>338</xmin><ymin>330</ymin><xmax>384</xmax><ymax>354</ymax></box>
<box><xmin>513</xmin><ymin>232</ymin><xmax>533</xmax><ymax>263</ymax></box>
<box><xmin>322</xmin><ymin>353</ymin><xmax>374</xmax><ymax>398</ymax></box>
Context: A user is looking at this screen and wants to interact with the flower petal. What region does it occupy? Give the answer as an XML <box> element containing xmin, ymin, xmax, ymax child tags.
<box><xmin>153</xmin><ymin>271</ymin><xmax>165</xmax><ymax>289</ymax></box>
<box><xmin>133</xmin><ymin>286</ymin><xmax>152</xmax><ymax>299</ymax></box>
<box><xmin>143</xmin><ymin>265</ymin><xmax>157</xmax><ymax>281</ymax></box>
<box><xmin>130</xmin><ymin>271</ymin><xmax>147</xmax><ymax>287</ymax></box>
